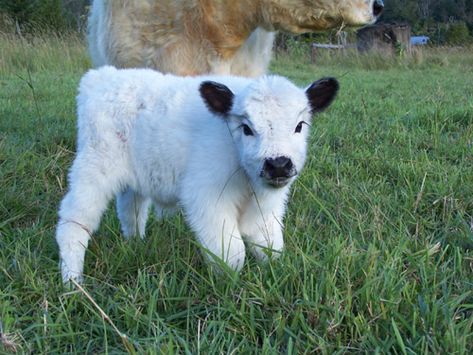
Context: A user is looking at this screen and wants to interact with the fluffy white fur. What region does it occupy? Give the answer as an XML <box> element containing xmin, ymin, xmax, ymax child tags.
<box><xmin>56</xmin><ymin>66</ymin><xmax>338</xmax><ymax>283</ymax></box>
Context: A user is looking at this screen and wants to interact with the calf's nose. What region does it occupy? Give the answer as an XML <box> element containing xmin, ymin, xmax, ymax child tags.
<box><xmin>373</xmin><ymin>0</ymin><xmax>384</xmax><ymax>17</ymax></box>
<box><xmin>263</xmin><ymin>157</ymin><xmax>294</xmax><ymax>178</ymax></box>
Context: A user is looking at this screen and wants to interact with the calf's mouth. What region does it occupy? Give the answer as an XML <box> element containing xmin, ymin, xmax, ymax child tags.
<box><xmin>265</xmin><ymin>176</ymin><xmax>292</xmax><ymax>188</ymax></box>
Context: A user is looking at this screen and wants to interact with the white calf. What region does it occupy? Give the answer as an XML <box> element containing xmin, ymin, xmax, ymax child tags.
<box><xmin>56</xmin><ymin>66</ymin><xmax>339</xmax><ymax>283</ymax></box>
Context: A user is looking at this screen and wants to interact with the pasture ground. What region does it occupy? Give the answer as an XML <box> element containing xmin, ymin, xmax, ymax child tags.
<box><xmin>1</xmin><ymin>34</ymin><xmax>472</xmax><ymax>353</ymax></box>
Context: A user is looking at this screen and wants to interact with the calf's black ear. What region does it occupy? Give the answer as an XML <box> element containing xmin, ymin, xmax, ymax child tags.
<box><xmin>306</xmin><ymin>77</ymin><xmax>339</xmax><ymax>114</ymax></box>
<box><xmin>199</xmin><ymin>81</ymin><xmax>234</xmax><ymax>116</ymax></box>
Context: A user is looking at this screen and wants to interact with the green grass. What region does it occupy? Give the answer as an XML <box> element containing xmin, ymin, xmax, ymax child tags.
<box><xmin>1</xmin><ymin>34</ymin><xmax>472</xmax><ymax>353</ymax></box>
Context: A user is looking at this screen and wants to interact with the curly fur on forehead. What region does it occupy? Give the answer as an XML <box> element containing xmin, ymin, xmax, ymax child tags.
<box><xmin>238</xmin><ymin>76</ymin><xmax>309</xmax><ymax>118</ymax></box>
<box><xmin>248</xmin><ymin>76</ymin><xmax>302</xmax><ymax>98</ymax></box>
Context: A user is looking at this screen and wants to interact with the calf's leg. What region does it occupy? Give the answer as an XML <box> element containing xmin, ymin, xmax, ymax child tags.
<box><xmin>182</xmin><ymin>191</ymin><xmax>246</xmax><ymax>271</ymax></box>
<box><xmin>239</xmin><ymin>190</ymin><xmax>288</xmax><ymax>261</ymax></box>
<box><xmin>116</xmin><ymin>187</ymin><xmax>151</xmax><ymax>238</ymax></box>
<box><xmin>56</xmin><ymin>152</ymin><xmax>124</xmax><ymax>283</ymax></box>
<box><xmin>153</xmin><ymin>204</ymin><xmax>178</xmax><ymax>220</ymax></box>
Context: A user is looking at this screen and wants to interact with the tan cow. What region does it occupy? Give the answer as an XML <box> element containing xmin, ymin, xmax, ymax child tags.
<box><xmin>88</xmin><ymin>0</ymin><xmax>383</xmax><ymax>76</ymax></box>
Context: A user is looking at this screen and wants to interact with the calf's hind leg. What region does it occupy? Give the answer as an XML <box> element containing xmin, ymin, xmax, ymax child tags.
<box><xmin>56</xmin><ymin>153</ymin><xmax>124</xmax><ymax>283</ymax></box>
<box><xmin>116</xmin><ymin>187</ymin><xmax>151</xmax><ymax>238</ymax></box>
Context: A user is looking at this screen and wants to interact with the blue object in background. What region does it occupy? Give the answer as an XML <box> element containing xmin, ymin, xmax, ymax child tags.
<box><xmin>411</xmin><ymin>36</ymin><xmax>430</xmax><ymax>45</ymax></box>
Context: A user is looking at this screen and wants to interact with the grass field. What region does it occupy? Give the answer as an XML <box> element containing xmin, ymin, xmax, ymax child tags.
<box><xmin>1</xmin><ymin>33</ymin><xmax>472</xmax><ymax>353</ymax></box>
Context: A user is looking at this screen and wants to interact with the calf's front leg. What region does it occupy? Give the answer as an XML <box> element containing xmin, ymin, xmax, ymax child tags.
<box><xmin>56</xmin><ymin>153</ymin><xmax>123</xmax><ymax>283</ymax></box>
<box><xmin>182</xmin><ymin>192</ymin><xmax>246</xmax><ymax>272</ymax></box>
<box><xmin>239</xmin><ymin>189</ymin><xmax>289</xmax><ymax>261</ymax></box>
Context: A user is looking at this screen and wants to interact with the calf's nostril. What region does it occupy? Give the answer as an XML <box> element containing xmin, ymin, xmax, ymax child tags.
<box><xmin>373</xmin><ymin>0</ymin><xmax>384</xmax><ymax>17</ymax></box>
<box><xmin>272</xmin><ymin>157</ymin><xmax>290</xmax><ymax>168</ymax></box>
<box><xmin>284</xmin><ymin>159</ymin><xmax>293</xmax><ymax>171</ymax></box>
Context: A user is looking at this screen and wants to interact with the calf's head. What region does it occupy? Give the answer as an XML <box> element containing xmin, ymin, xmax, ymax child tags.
<box><xmin>200</xmin><ymin>76</ymin><xmax>338</xmax><ymax>189</ymax></box>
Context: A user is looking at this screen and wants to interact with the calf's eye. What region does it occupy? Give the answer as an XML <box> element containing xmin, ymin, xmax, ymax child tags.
<box><xmin>242</xmin><ymin>124</ymin><xmax>254</xmax><ymax>136</ymax></box>
<box><xmin>294</xmin><ymin>121</ymin><xmax>306</xmax><ymax>133</ymax></box>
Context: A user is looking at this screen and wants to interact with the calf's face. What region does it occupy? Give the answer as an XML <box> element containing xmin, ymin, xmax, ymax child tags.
<box><xmin>200</xmin><ymin>77</ymin><xmax>338</xmax><ymax>189</ymax></box>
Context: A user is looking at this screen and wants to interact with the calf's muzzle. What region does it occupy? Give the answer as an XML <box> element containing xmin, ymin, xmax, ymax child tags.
<box><xmin>373</xmin><ymin>0</ymin><xmax>384</xmax><ymax>17</ymax></box>
<box><xmin>261</xmin><ymin>156</ymin><xmax>296</xmax><ymax>188</ymax></box>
